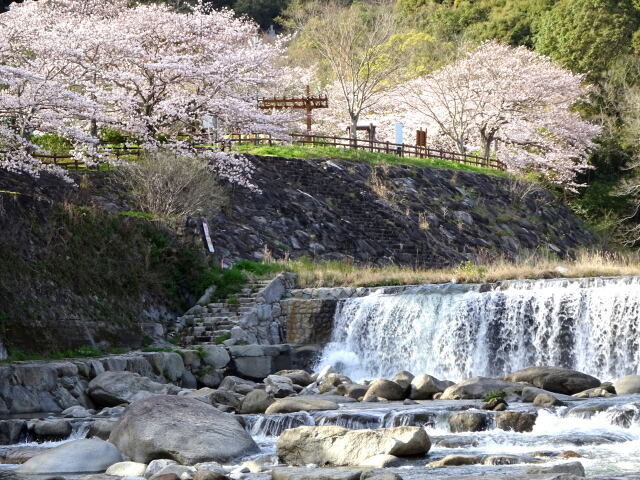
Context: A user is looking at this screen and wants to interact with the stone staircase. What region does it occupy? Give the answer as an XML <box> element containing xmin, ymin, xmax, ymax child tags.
<box><xmin>181</xmin><ymin>279</ymin><xmax>272</xmax><ymax>346</ymax></box>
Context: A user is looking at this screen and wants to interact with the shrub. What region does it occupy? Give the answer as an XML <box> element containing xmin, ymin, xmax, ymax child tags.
<box><xmin>117</xmin><ymin>151</ymin><xmax>226</xmax><ymax>222</ymax></box>
<box><xmin>484</xmin><ymin>391</ymin><xmax>506</xmax><ymax>402</ymax></box>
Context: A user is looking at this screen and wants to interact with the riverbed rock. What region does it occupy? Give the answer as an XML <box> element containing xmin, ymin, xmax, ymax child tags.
<box><xmin>218</xmin><ymin>376</ymin><xmax>257</xmax><ymax>394</ymax></box>
<box><xmin>109</xmin><ymin>395</ymin><xmax>258</xmax><ymax>464</ymax></box>
<box><xmin>496</xmin><ymin>411</ymin><xmax>537</xmax><ymax>432</ymax></box>
<box><xmin>340</xmin><ymin>383</ymin><xmax>368</xmax><ymax>400</ymax></box>
<box><xmin>106</xmin><ymin>461</ymin><xmax>148</xmax><ymax>476</ymax></box>
<box><xmin>481</xmin><ymin>397</ymin><xmax>507</xmax><ymax>411</ymax></box>
<box><xmin>276</xmin><ymin>370</ymin><xmax>313</xmax><ymax>387</ymax></box>
<box><xmin>266</xmin><ymin>396</ymin><xmax>339</xmax><ymax>414</ymax></box>
<box><xmin>361</xmin><ymin>472</ymin><xmax>403</xmax><ymax>480</ymax></box>
<box><xmin>533</xmin><ymin>393</ymin><xmax>566</xmax><ymax>407</ymax></box>
<box><xmin>409</xmin><ymin>374</ymin><xmax>453</xmax><ymax>400</ymax></box>
<box><xmin>0</xmin><ymin>420</ymin><xmax>25</xmax><ymax>445</ymax></box>
<box><xmin>572</xmin><ymin>387</ymin><xmax>615</xmax><ymax>398</ymax></box>
<box><xmin>276</xmin><ymin>426</ymin><xmax>430</xmax><ymax>466</ymax></box>
<box><xmin>272</xmin><ymin>467</ymin><xmax>363</xmax><ymax>480</ymax></box>
<box><xmin>614</xmin><ymin>374</ymin><xmax>640</xmax><ymax>395</ymax></box>
<box><xmin>504</xmin><ymin>367</ymin><xmax>600</xmax><ymax>395</ymax></box>
<box><xmin>391</xmin><ymin>371</ymin><xmax>414</xmax><ymax>392</ymax></box>
<box><xmin>200</xmin><ymin>345</ymin><xmax>231</xmax><ymax>369</ymax></box>
<box><xmin>318</xmin><ymin>373</ymin><xmax>353</xmax><ymax>394</ymax></box>
<box><xmin>441</xmin><ymin>377</ymin><xmax>524</xmax><ymax>400</ymax></box>
<box><xmin>428</xmin><ymin>454</ymin><xmax>481</xmax><ymax>466</ymax></box>
<box><xmin>527</xmin><ymin>460</ymin><xmax>586</xmax><ymax>476</ymax></box>
<box><xmin>360</xmin><ymin>454</ymin><xmax>402</xmax><ymax>468</ymax></box>
<box><xmin>31</xmin><ymin>419</ymin><xmax>72</xmax><ymax>440</ymax></box>
<box><xmin>186</xmin><ymin>388</ymin><xmax>241</xmax><ymax>410</ymax></box>
<box><xmin>363</xmin><ymin>379</ymin><xmax>406</xmax><ymax>401</ymax></box>
<box><xmin>87</xmin><ymin>371</ymin><xmax>179</xmax><ymax>407</ymax></box>
<box><xmin>145</xmin><ymin>459</ymin><xmax>178</xmax><ymax>478</ymax></box>
<box><xmin>17</xmin><ymin>438</ymin><xmax>123</xmax><ymax>473</ymax></box>
<box><xmin>448</xmin><ymin>412</ymin><xmax>489</xmax><ymax>432</ymax></box>
<box><xmin>265</xmin><ymin>375</ymin><xmax>296</xmax><ymax>398</ymax></box>
<box><xmin>240</xmin><ymin>389</ymin><xmax>275</xmax><ymax>414</ymax></box>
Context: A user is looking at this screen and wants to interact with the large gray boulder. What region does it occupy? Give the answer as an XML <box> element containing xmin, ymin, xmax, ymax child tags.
<box><xmin>277</xmin><ymin>426</ymin><xmax>430</xmax><ymax>466</ymax></box>
<box><xmin>409</xmin><ymin>374</ymin><xmax>453</xmax><ymax>400</ymax></box>
<box><xmin>200</xmin><ymin>346</ymin><xmax>231</xmax><ymax>369</ymax></box>
<box><xmin>266</xmin><ymin>396</ymin><xmax>339</xmax><ymax>414</ymax></box>
<box><xmin>240</xmin><ymin>389</ymin><xmax>276</xmax><ymax>414</ymax></box>
<box><xmin>17</xmin><ymin>438</ymin><xmax>122</xmax><ymax>473</ymax></box>
<box><xmin>363</xmin><ymin>379</ymin><xmax>406</xmax><ymax>401</ymax></box>
<box><xmin>109</xmin><ymin>395</ymin><xmax>258</xmax><ymax>464</ymax></box>
<box><xmin>87</xmin><ymin>371</ymin><xmax>179</xmax><ymax>407</ymax></box>
<box><xmin>504</xmin><ymin>367</ymin><xmax>599</xmax><ymax>395</ymax></box>
<box><xmin>441</xmin><ymin>377</ymin><xmax>524</xmax><ymax>400</ymax></box>
<box><xmin>614</xmin><ymin>374</ymin><xmax>640</xmax><ymax>395</ymax></box>
<box><xmin>265</xmin><ymin>375</ymin><xmax>296</xmax><ymax>398</ymax></box>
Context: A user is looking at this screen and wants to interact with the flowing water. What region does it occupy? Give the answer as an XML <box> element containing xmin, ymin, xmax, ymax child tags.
<box><xmin>318</xmin><ymin>276</ymin><xmax>640</xmax><ymax>381</ymax></box>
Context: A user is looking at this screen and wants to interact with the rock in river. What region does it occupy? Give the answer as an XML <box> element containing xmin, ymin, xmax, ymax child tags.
<box><xmin>504</xmin><ymin>366</ymin><xmax>600</xmax><ymax>395</ymax></box>
<box><xmin>17</xmin><ymin>438</ymin><xmax>122</xmax><ymax>474</ymax></box>
<box><xmin>109</xmin><ymin>395</ymin><xmax>258</xmax><ymax>464</ymax></box>
<box><xmin>277</xmin><ymin>425</ymin><xmax>430</xmax><ymax>466</ymax></box>
<box><xmin>87</xmin><ymin>371</ymin><xmax>180</xmax><ymax>407</ymax></box>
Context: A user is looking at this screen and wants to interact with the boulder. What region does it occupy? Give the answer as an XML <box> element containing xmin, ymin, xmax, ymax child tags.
<box><xmin>62</xmin><ymin>405</ymin><xmax>94</xmax><ymax>418</ymax></box>
<box><xmin>265</xmin><ymin>375</ymin><xmax>296</xmax><ymax>398</ymax></box>
<box><xmin>151</xmin><ymin>464</ymin><xmax>196</xmax><ymax>480</ymax></box>
<box><xmin>448</xmin><ymin>412</ymin><xmax>488</xmax><ymax>433</ymax></box>
<box><xmin>409</xmin><ymin>374</ymin><xmax>452</xmax><ymax>400</ymax></box>
<box><xmin>360</xmin><ymin>454</ymin><xmax>401</xmax><ymax>468</ymax></box>
<box><xmin>88</xmin><ymin>419</ymin><xmax>118</xmax><ymax>440</ymax></box>
<box><xmin>361</xmin><ymin>472</ymin><xmax>403</xmax><ymax>480</ymax></box>
<box><xmin>318</xmin><ymin>373</ymin><xmax>352</xmax><ymax>394</ymax></box>
<box><xmin>275</xmin><ymin>370</ymin><xmax>313</xmax><ymax>387</ymax></box>
<box><xmin>87</xmin><ymin>371</ymin><xmax>178</xmax><ymax>407</ymax></box>
<box><xmin>200</xmin><ymin>346</ymin><xmax>231</xmax><ymax>369</ymax></box>
<box><xmin>0</xmin><ymin>420</ymin><xmax>25</xmax><ymax>445</ymax></box>
<box><xmin>239</xmin><ymin>389</ymin><xmax>275</xmax><ymax>414</ymax></box>
<box><xmin>266</xmin><ymin>396</ymin><xmax>339</xmax><ymax>414</ymax></box>
<box><xmin>572</xmin><ymin>387</ymin><xmax>615</xmax><ymax>398</ymax></box>
<box><xmin>272</xmin><ymin>467</ymin><xmax>362</xmax><ymax>480</ymax></box>
<box><xmin>521</xmin><ymin>386</ymin><xmax>574</xmax><ymax>403</ymax></box>
<box><xmin>276</xmin><ymin>426</ymin><xmax>430</xmax><ymax>466</ymax></box>
<box><xmin>363</xmin><ymin>379</ymin><xmax>405</xmax><ymax>401</ymax></box>
<box><xmin>504</xmin><ymin>367</ymin><xmax>599</xmax><ymax>395</ymax></box>
<box><xmin>109</xmin><ymin>395</ymin><xmax>258</xmax><ymax>464</ymax></box>
<box><xmin>341</xmin><ymin>384</ymin><xmax>368</xmax><ymax>400</ymax></box>
<box><xmin>614</xmin><ymin>374</ymin><xmax>640</xmax><ymax>395</ymax></box>
<box><xmin>106</xmin><ymin>461</ymin><xmax>148</xmax><ymax>476</ymax></box>
<box><xmin>185</xmin><ymin>388</ymin><xmax>241</xmax><ymax>410</ymax></box>
<box><xmin>145</xmin><ymin>459</ymin><xmax>178</xmax><ymax>478</ymax></box>
<box><xmin>527</xmin><ymin>461</ymin><xmax>585</xmax><ymax>476</ymax></box>
<box><xmin>481</xmin><ymin>398</ymin><xmax>507</xmax><ymax>411</ymax></box>
<box><xmin>218</xmin><ymin>376</ymin><xmax>256</xmax><ymax>394</ymax></box>
<box><xmin>193</xmin><ymin>471</ymin><xmax>227</xmax><ymax>480</ymax></box>
<box><xmin>441</xmin><ymin>377</ymin><xmax>524</xmax><ymax>400</ymax></box>
<box><xmin>495</xmin><ymin>411</ymin><xmax>537</xmax><ymax>432</ymax></box>
<box><xmin>17</xmin><ymin>438</ymin><xmax>122</xmax><ymax>474</ymax></box>
<box><xmin>428</xmin><ymin>454</ymin><xmax>481</xmax><ymax>467</ymax></box>
<box><xmin>533</xmin><ymin>393</ymin><xmax>566</xmax><ymax>407</ymax></box>
<box><xmin>31</xmin><ymin>419</ymin><xmax>72</xmax><ymax>439</ymax></box>
<box><xmin>391</xmin><ymin>371</ymin><xmax>414</xmax><ymax>391</ymax></box>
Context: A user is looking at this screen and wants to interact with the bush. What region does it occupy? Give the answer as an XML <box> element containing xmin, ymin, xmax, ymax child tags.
<box><xmin>484</xmin><ymin>391</ymin><xmax>506</xmax><ymax>402</ymax></box>
<box><xmin>31</xmin><ymin>133</ymin><xmax>72</xmax><ymax>155</ymax></box>
<box><xmin>117</xmin><ymin>151</ymin><xmax>226</xmax><ymax>222</ymax></box>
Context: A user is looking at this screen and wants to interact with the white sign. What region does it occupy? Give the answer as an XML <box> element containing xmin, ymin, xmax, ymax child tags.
<box><xmin>202</xmin><ymin>220</ymin><xmax>215</xmax><ymax>254</ymax></box>
<box><xmin>202</xmin><ymin>115</ymin><xmax>215</xmax><ymax>129</ymax></box>
<box><xmin>395</xmin><ymin>122</ymin><xmax>404</xmax><ymax>145</ymax></box>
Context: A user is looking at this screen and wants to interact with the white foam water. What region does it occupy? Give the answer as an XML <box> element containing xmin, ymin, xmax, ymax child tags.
<box><xmin>318</xmin><ymin>276</ymin><xmax>640</xmax><ymax>381</ymax></box>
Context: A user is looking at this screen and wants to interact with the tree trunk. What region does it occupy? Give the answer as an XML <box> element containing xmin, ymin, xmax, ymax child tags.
<box><xmin>350</xmin><ymin>114</ymin><xmax>359</xmax><ymax>146</ymax></box>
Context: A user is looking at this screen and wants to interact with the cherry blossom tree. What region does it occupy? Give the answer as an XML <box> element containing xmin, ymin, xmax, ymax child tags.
<box><xmin>0</xmin><ymin>0</ymin><xmax>297</xmax><ymax>181</ymax></box>
<box><xmin>401</xmin><ymin>41</ymin><xmax>602</xmax><ymax>188</ymax></box>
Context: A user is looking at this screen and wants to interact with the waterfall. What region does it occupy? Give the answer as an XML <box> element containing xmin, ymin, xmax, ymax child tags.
<box><xmin>317</xmin><ymin>276</ymin><xmax>640</xmax><ymax>381</ymax></box>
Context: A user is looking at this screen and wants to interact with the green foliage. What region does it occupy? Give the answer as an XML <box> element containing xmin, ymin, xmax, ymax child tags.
<box><xmin>535</xmin><ymin>0</ymin><xmax>639</xmax><ymax>75</ymax></box>
<box><xmin>455</xmin><ymin>260</ymin><xmax>488</xmax><ymax>278</ymax></box>
<box><xmin>30</xmin><ymin>133</ymin><xmax>72</xmax><ymax>155</ymax></box>
<box><xmin>484</xmin><ymin>391</ymin><xmax>506</xmax><ymax>402</ymax></box>
<box><xmin>234</xmin><ymin>259</ymin><xmax>284</xmax><ymax>276</ymax></box>
<box><xmin>99</xmin><ymin>127</ymin><xmax>129</xmax><ymax>145</ymax></box>
<box><xmin>214</xmin><ymin>332</ymin><xmax>231</xmax><ymax>344</ymax></box>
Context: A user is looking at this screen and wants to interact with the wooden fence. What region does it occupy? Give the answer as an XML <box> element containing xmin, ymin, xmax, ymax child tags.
<box><xmin>10</xmin><ymin>132</ymin><xmax>506</xmax><ymax>172</ymax></box>
<box><xmin>229</xmin><ymin>133</ymin><xmax>507</xmax><ymax>171</ymax></box>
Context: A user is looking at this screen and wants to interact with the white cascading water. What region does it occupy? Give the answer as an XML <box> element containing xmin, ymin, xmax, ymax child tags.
<box><xmin>318</xmin><ymin>276</ymin><xmax>640</xmax><ymax>381</ymax></box>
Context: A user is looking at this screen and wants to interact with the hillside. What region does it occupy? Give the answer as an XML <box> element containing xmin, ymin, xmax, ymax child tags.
<box><xmin>211</xmin><ymin>155</ymin><xmax>595</xmax><ymax>266</ymax></box>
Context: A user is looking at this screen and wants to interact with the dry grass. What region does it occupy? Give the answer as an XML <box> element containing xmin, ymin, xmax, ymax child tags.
<box><xmin>268</xmin><ymin>250</ymin><xmax>640</xmax><ymax>288</ymax></box>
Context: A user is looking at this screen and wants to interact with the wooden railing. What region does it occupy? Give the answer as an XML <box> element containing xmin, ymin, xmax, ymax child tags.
<box><xmin>230</xmin><ymin>133</ymin><xmax>507</xmax><ymax>171</ymax></box>
<box><xmin>11</xmin><ymin>132</ymin><xmax>506</xmax><ymax>172</ymax></box>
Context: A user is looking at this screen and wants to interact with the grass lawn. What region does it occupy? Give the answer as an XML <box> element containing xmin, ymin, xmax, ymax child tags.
<box><xmin>233</xmin><ymin>143</ymin><xmax>509</xmax><ymax>177</ymax></box>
